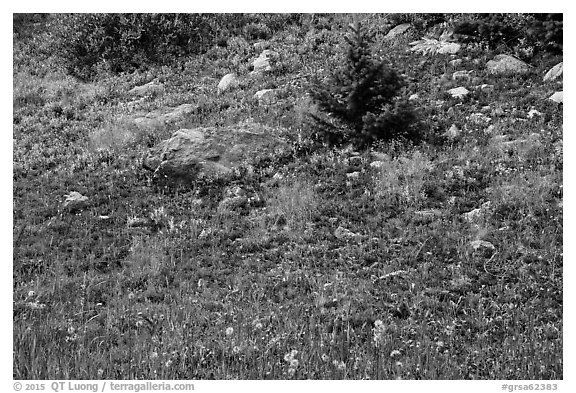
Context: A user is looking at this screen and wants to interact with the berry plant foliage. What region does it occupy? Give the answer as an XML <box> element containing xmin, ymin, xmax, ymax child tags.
<box><xmin>310</xmin><ymin>21</ymin><xmax>418</xmax><ymax>148</ymax></box>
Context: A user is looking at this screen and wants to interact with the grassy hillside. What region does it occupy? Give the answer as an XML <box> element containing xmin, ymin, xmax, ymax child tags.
<box><xmin>13</xmin><ymin>14</ymin><xmax>562</xmax><ymax>379</ymax></box>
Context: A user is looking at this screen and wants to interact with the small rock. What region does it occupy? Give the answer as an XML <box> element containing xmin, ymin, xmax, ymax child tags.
<box><xmin>253</xmin><ymin>89</ymin><xmax>279</xmax><ymax>104</ymax></box>
<box><xmin>252</xmin><ymin>49</ymin><xmax>277</xmax><ymax>73</ymax></box>
<box><xmin>63</xmin><ymin>191</ymin><xmax>89</xmax><ymax>213</ymax></box>
<box><xmin>449</xmin><ymin>59</ymin><xmax>463</xmax><ymax>67</ymax></box>
<box><xmin>414</xmin><ymin>209</ymin><xmax>442</xmax><ymax>223</ymax></box>
<box><xmin>463</xmin><ymin>202</ymin><xmax>492</xmax><ymax>222</ymax></box>
<box><xmin>480</xmin><ymin>84</ymin><xmax>495</xmax><ymax>92</ymax></box>
<box><xmin>370</xmin><ymin>161</ymin><xmax>385</xmax><ymax>169</ymax></box>
<box><xmin>384</xmin><ymin>23</ymin><xmax>411</xmax><ymax>40</ymax></box>
<box><xmin>409</xmin><ymin>93</ymin><xmax>419</xmax><ymax>101</ymax></box>
<box><xmin>543</xmin><ymin>62</ymin><xmax>563</xmax><ymax>82</ymax></box>
<box><xmin>470</xmin><ymin>239</ymin><xmax>496</xmax><ymax>252</ymax></box>
<box><xmin>447</xmin><ymin>87</ymin><xmax>469</xmax><ymax>99</ymax></box>
<box><xmin>444</xmin><ymin>124</ymin><xmax>461</xmax><ymax>140</ymax></box>
<box><xmin>437</xmin><ymin>42</ymin><xmax>461</xmax><ymax>55</ymax></box>
<box><xmin>334</xmin><ymin>226</ymin><xmax>360</xmax><ymax>241</ymax></box>
<box><xmin>527</xmin><ymin>109</ymin><xmax>543</xmax><ymax>118</ymax></box>
<box><xmin>129</xmin><ymin>80</ymin><xmax>164</xmax><ymax>97</ymax></box>
<box><xmin>253</xmin><ymin>41</ymin><xmax>270</xmax><ymax>51</ymax></box>
<box><xmin>217</xmin><ymin>73</ymin><xmax>239</xmax><ymax>93</ymax></box>
<box><xmin>348</xmin><ymin>156</ymin><xmax>362</xmax><ymax>166</ymax></box>
<box><xmin>549</xmin><ymin>91</ymin><xmax>563</xmax><ymax>104</ymax></box>
<box><xmin>452</xmin><ymin>70</ymin><xmax>471</xmax><ymax>81</ymax></box>
<box><xmin>346</xmin><ymin>171</ymin><xmax>361</xmax><ymax>179</ymax></box>
<box><xmin>486</xmin><ymin>54</ymin><xmax>530</xmax><ymax>75</ymax></box>
<box><xmin>469</xmin><ymin>113</ymin><xmax>491</xmax><ymax>124</ymax></box>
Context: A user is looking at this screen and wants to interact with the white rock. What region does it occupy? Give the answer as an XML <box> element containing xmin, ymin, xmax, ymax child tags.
<box><xmin>436</xmin><ymin>42</ymin><xmax>461</xmax><ymax>54</ymax></box>
<box><xmin>452</xmin><ymin>70</ymin><xmax>471</xmax><ymax>81</ymax></box>
<box><xmin>486</xmin><ymin>54</ymin><xmax>530</xmax><ymax>74</ymax></box>
<box><xmin>449</xmin><ymin>59</ymin><xmax>463</xmax><ymax>67</ymax></box>
<box><xmin>469</xmin><ymin>113</ymin><xmax>491</xmax><ymax>124</ymax></box>
<box><xmin>470</xmin><ymin>239</ymin><xmax>496</xmax><ymax>252</ymax></box>
<box><xmin>527</xmin><ymin>109</ymin><xmax>543</xmax><ymax>118</ymax></box>
<box><xmin>253</xmin><ymin>89</ymin><xmax>279</xmax><ymax>104</ymax></box>
<box><xmin>252</xmin><ymin>50</ymin><xmax>277</xmax><ymax>73</ymax></box>
<box><xmin>549</xmin><ymin>91</ymin><xmax>563</xmax><ymax>104</ymax></box>
<box><xmin>384</xmin><ymin>23</ymin><xmax>411</xmax><ymax>40</ymax></box>
<box><xmin>129</xmin><ymin>80</ymin><xmax>164</xmax><ymax>97</ymax></box>
<box><xmin>370</xmin><ymin>161</ymin><xmax>385</xmax><ymax>169</ymax></box>
<box><xmin>409</xmin><ymin>93</ymin><xmax>419</xmax><ymax>101</ymax></box>
<box><xmin>543</xmin><ymin>62</ymin><xmax>563</xmax><ymax>82</ymax></box>
<box><xmin>217</xmin><ymin>73</ymin><xmax>239</xmax><ymax>92</ymax></box>
<box><xmin>447</xmin><ymin>87</ymin><xmax>470</xmax><ymax>98</ymax></box>
<box><xmin>334</xmin><ymin>226</ymin><xmax>360</xmax><ymax>241</ymax></box>
<box><xmin>444</xmin><ymin>124</ymin><xmax>461</xmax><ymax>140</ymax></box>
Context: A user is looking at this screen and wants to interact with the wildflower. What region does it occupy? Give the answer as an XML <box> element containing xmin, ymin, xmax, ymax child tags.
<box><xmin>150</xmin><ymin>352</ymin><xmax>158</xmax><ymax>359</ymax></box>
<box><xmin>165</xmin><ymin>359</ymin><xmax>173</xmax><ymax>368</ymax></box>
<box><xmin>135</xmin><ymin>320</ymin><xmax>143</xmax><ymax>328</ymax></box>
<box><xmin>284</xmin><ymin>349</ymin><xmax>298</xmax><ymax>363</ymax></box>
<box><xmin>321</xmin><ymin>353</ymin><xmax>329</xmax><ymax>362</ymax></box>
<box><xmin>254</xmin><ymin>322</ymin><xmax>263</xmax><ymax>330</ymax></box>
<box><xmin>225</xmin><ymin>327</ymin><xmax>234</xmax><ymax>336</ymax></box>
<box><xmin>390</xmin><ymin>349</ymin><xmax>401</xmax><ymax>358</ymax></box>
<box><xmin>233</xmin><ymin>346</ymin><xmax>241</xmax><ymax>355</ymax></box>
<box><xmin>287</xmin><ymin>367</ymin><xmax>296</xmax><ymax>377</ymax></box>
<box><xmin>97</xmin><ymin>369</ymin><xmax>104</xmax><ymax>377</ymax></box>
<box><xmin>395</xmin><ymin>361</ymin><xmax>403</xmax><ymax>367</ymax></box>
<box><xmin>67</xmin><ymin>326</ymin><xmax>76</xmax><ymax>335</ymax></box>
<box><xmin>128</xmin><ymin>292</ymin><xmax>135</xmax><ymax>301</ymax></box>
<box><xmin>373</xmin><ymin>319</ymin><xmax>387</xmax><ymax>347</ymax></box>
<box><xmin>27</xmin><ymin>290</ymin><xmax>36</xmax><ymax>298</ymax></box>
<box><xmin>333</xmin><ymin>360</ymin><xmax>346</xmax><ymax>370</ymax></box>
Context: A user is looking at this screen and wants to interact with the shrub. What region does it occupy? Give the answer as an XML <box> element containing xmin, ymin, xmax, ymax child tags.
<box><xmin>453</xmin><ymin>13</ymin><xmax>562</xmax><ymax>55</ymax></box>
<box><xmin>309</xmin><ymin>21</ymin><xmax>419</xmax><ymax>148</ymax></box>
<box><xmin>49</xmin><ymin>14</ymin><xmax>221</xmax><ymax>80</ymax></box>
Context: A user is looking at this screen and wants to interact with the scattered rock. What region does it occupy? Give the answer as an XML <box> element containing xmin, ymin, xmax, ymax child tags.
<box><xmin>130</xmin><ymin>103</ymin><xmax>196</xmax><ymax>127</ymax></box>
<box><xmin>414</xmin><ymin>209</ymin><xmax>443</xmax><ymax>224</ymax></box>
<box><xmin>346</xmin><ymin>171</ymin><xmax>361</xmax><ymax>179</ymax></box>
<box><xmin>63</xmin><ymin>191</ymin><xmax>89</xmax><ymax>213</ymax></box>
<box><xmin>334</xmin><ymin>226</ymin><xmax>360</xmax><ymax>241</ymax></box>
<box><xmin>252</xmin><ymin>49</ymin><xmax>277</xmax><ymax>73</ymax></box>
<box><xmin>449</xmin><ymin>59</ymin><xmax>463</xmax><ymax>67</ymax></box>
<box><xmin>479</xmin><ymin>84</ymin><xmax>495</xmax><ymax>92</ymax></box>
<box><xmin>218</xmin><ymin>186</ymin><xmax>249</xmax><ymax>211</ymax></box>
<box><xmin>452</xmin><ymin>70</ymin><xmax>472</xmax><ymax>81</ymax></box>
<box><xmin>447</xmin><ymin>87</ymin><xmax>470</xmax><ymax>99</ymax></box>
<box><xmin>463</xmin><ymin>201</ymin><xmax>492</xmax><ymax>223</ymax></box>
<box><xmin>253</xmin><ymin>41</ymin><xmax>271</xmax><ymax>51</ymax></box>
<box><xmin>543</xmin><ymin>62</ymin><xmax>563</xmax><ymax>82</ymax></box>
<box><xmin>384</xmin><ymin>23</ymin><xmax>412</xmax><ymax>40</ymax></box>
<box><xmin>470</xmin><ymin>239</ymin><xmax>496</xmax><ymax>253</ymax></box>
<box><xmin>143</xmin><ymin>122</ymin><xmax>288</xmax><ymax>185</ymax></box>
<box><xmin>469</xmin><ymin>113</ymin><xmax>491</xmax><ymax>124</ymax></box>
<box><xmin>444</xmin><ymin>124</ymin><xmax>461</xmax><ymax>140</ymax></box>
<box><xmin>486</xmin><ymin>54</ymin><xmax>530</xmax><ymax>75</ymax></box>
<box><xmin>527</xmin><ymin>109</ymin><xmax>543</xmax><ymax>118</ymax></box>
<box><xmin>436</xmin><ymin>42</ymin><xmax>461</xmax><ymax>54</ymax></box>
<box><xmin>217</xmin><ymin>73</ymin><xmax>239</xmax><ymax>93</ymax></box>
<box><xmin>549</xmin><ymin>91</ymin><xmax>563</xmax><ymax>104</ymax></box>
<box><xmin>129</xmin><ymin>80</ymin><xmax>164</xmax><ymax>97</ymax></box>
<box><xmin>254</xmin><ymin>89</ymin><xmax>279</xmax><ymax>104</ymax></box>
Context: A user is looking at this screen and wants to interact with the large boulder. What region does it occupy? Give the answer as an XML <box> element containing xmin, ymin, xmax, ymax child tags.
<box><xmin>252</xmin><ymin>50</ymin><xmax>278</xmax><ymax>73</ymax></box>
<box><xmin>486</xmin><ymin>54</ymin><xmax>531</xmax><ymax>74</ymax></box>
<box><xmin>143</xmin><ymin>122</ymin><xmax>288</xmax><ymax>184</ymax></box>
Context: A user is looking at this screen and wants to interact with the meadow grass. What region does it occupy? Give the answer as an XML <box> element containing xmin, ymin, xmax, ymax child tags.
<box><xmin>13</xmin><ymin>14</ymin><xmax>562</xmax><ymax>379</ymax></box>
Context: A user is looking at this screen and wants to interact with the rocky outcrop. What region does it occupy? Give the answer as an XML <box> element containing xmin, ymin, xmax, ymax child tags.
<box><xmin>143</xmin><ymin>122</ymin><xmax>288</xmax><ymax>184</ymax></box>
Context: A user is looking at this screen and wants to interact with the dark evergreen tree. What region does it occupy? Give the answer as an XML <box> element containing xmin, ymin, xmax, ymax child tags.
<box><xmin>310</xmin><ymin>21</ymin><xmax>419</xmax><ymax>148</ymax></box>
